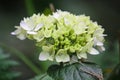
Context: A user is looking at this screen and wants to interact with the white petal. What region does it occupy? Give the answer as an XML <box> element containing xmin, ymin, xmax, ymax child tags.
<box><xmin>94</xmin><ymin>37</ymin><xmax>103</xmax><ymax>46</ymax></box>
<box><xmin>101</xmin><ymin>46</ymin><xmax>105</xmax><ymax>51</ymax></box>
<box><xmin>34</xmin><ymin>23</ymin><xmax>43</xmax><ymax>31</ymax></box>
<box><xmin>17</xmin><ymin>34</ymin><xmax>26</xmax><ymax>40</ymax></box>
<box><xmin>20</xmin><ymin>21</ymin><xmax>31</xmax><ymax>30</ymax></box>
<box><xmin>53</xmin><ymin>13</ymin><xmax>60</xmax><ymax>19</ymax></box>
<box><xmin>39</xmin><ymin>51</ymin><xmax>49</xmax><ymax>61</ymax></box>
<box><xmin>103</xmin><ymin>34</ymin><xmax>107</xmax><ymax>36</ymax></box>
<box><xmin>11</xmin><ymin>32</ymin><xmax>16</xmax><ymax>35</ymax></box>
<box><xmin>27</xmin><ymin>31</ymin><xmax>37</xmax><ymax>34</ymax></box>
<box><xmin>98</xmin><ymin>46</ymin><xmax>105</xmax><ymax>52</ymax></box>
<box><xmin>55</xmin><ymin>54</ymin><xmax>70</xmax><ymax>62</ymax></box>
<box><xmin>89</xmin><ymin>48</ymin><xmax>99</xmax><ymax>55</ymax></box>
<box><xmin>93</xmin><ymin>37</ymin><xmax>97</xmax><ymax>45</ymax></box>
<box><xmin>77</xmin><ymin>52</ymin><xmax>87</xmax><ymax>59</ymax></box>
<box><xmin>48</xmin><ymin>51</ymin><xmax>55</xmax><ymax>61</ymax></box>
<box><xmin>64</xmin><ymin>18</ymin><xmax>69</xmax><ymax>25</ymax></box>
<box><xmin>55</xmin><ymin>49</ymin><xmax>70</xmax><ymax>62</ymax></box>
<box><xmin>42</xmin><ymin>46</ymin><xmax>55</xmax><ymax>61</ymax></box>
<box><xmin>96</xmin><ymin>41</ymin><xmax>103</xmax><ymax>46</ymax></box>
<box><xmin>11</xmin><ymin>27</ymin><xmax>22</xmax><ymax>35</ymax></box>
<box><xmin>33</xmin><ymin>31</ymin><xmax>44</xmax><ymax>42</ymax></box>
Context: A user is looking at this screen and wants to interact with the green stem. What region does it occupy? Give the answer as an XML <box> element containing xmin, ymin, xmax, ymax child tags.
<box><xmin>0</xmin><ymin>43</ymin><xmax>41</xmax><ymax>75</ymax></box>
<box><xmin>118</xmin><ymin>31</ymin><xmax>120</xmax><ymax>63</ymax></box>
<box><xmin>24</xmin><ymin>0</ymin><xmax>35</xmax><ymax>16</ymax></box>
<box><xmin>60</xmin><ymin>62</ymin><xmax>63</xmax><ymax>67</ymax></box>
<box><xmin>118</xmin><ymin>39</ymin><xmax>120</xmax><ymax>63</ymax></box>
<box><xmin>39</xmin><ymin>73</ymin><xmax>47</xmax><ymax>80</ymax></box>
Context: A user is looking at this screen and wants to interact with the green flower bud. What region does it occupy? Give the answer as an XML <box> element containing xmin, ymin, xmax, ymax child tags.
<box><xmin>59</xmin><ymin>35</ymin><xmax>64</xmax><ymax>40</ymax></box>
<box><xmin>69</xmin><ymin>46</ymin><xmax>75</xmax><ymax>53</ymax></box>
<box><xmin>64</xmin><ymin>38</ymin><xmax>70</xmax><ymax>45</ymax></box>
<box><xmin>71</xmin><ymin>33</ymin><xmax>76</xmax><ymax>40</ymax></box>
<box><xmin>64</xmin><ymin>32</ymin><xmax>69</xmax><ymax>37</ymax></box>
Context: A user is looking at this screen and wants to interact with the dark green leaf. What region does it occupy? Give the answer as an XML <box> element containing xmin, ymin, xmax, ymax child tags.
<box><xmin>0</xmin><ymin>47</ymin><xmax>20</xmax><ymax>80</ymax></box>
<box><xmin>47</xmin><ymin>62</ymin><xmax>103</xmax><ymax>80</ymax></box>
<box><xmin>0</xmin><ymin>60</ymin><xmax>19</xmax><ymax>70</ymax></box>
<box><xmin>30</xmin><ymin>73</ymin><xmax>54</xmax><ymax>80</ymax></box>
<box><xmin>0</xmin><ymin>53</ymin><xmax>10</xmax><ymax>60</ymax></box>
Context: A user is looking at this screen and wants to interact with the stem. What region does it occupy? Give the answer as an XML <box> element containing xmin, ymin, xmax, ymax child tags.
<box><xmin>0</xmin><ymin>43</ymin><xmax>41</xmax><ymax>75</ymax></box>
<box><xmin>24</xmin><ymin>0</ymin><xmax>35</xmax><ymax>16</ymax></box>
<box><xmin>39</xmin><ymin>73</ymin><xmax>47</xmax><ymax>80</ymax></box>
<box><xmin>60</xmin><ymin>62</ymin><xmax>63</xmax><ymax>67</ymax></box>
<box><xmin>118</xmin><ymin>32</ymin><xmax>120</xmax><ymax>63</ymax></box>
<box><xmin>80</xmin><ymin>58</ymin><xmax>86</xmax><ymax>62</ymax></box>
<box><xmin>118</xmin><ymin>39</ymin><xmax>120</xmax><ymax>63</ymax></box>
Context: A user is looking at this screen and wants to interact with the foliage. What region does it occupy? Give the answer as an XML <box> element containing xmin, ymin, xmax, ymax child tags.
<box><xmin>0</xmin><ymin>48</ymin><xmax>21</xmax><ymax>80</ymax></box>
<box><xmin>47</xmin><ymin>62</ymin><xmax>103</xmax><ymax>80</ymax></box>
<box><xmin>30</xmin><ymin>73</ymin><xmax>53</xmax><ymax>80</ymax></box>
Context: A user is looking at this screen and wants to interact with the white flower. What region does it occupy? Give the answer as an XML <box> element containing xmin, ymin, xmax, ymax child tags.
<box><xmin>20</xmin><ymin>20</ymin><xmax>43</xmax><ymax>35</ymax></box>
<box><xmin>12</xmin><ymin>10</ymin><xmax>106</xmax><ymax>63</ymax></box>
<box><xmin>11</xmin><ymin>26</ymin><xmax>26</xmax><ymax>40</ymax></box>
<box><xmin>39</xmin><ymin>45</ymin><xmax>55</xmax><ymax>61</ymax></box>
<box><xmin>93</xmin><ymin>27</ymin><xmax>106</xmax><ymax>52</ymax></box>
<box><xmin>55</xmin><ymin>49</ymin><xmax>70</xmax><ymax>62</ymax></box>
<box><xmin>39</xmin><ymin>51</ymin><xmax>50</xmax><ymax>61</ymax></box>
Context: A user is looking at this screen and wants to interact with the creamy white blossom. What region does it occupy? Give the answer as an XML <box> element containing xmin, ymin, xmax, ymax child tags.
<box><xmin>11</xmin><ymin>10</ymin><xmax>106</xmax><ymax>63</ymax></box>
<box><xmin>11</xmin><ymin>26</ymin><xmax>26</xmax><ymax>40</ymax></box>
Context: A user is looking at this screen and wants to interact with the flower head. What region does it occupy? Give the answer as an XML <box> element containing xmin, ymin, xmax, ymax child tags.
<box><xmin>11</xmin><ymin>10</ymin><xmax>106</xmax><ymax>63</ymax></box>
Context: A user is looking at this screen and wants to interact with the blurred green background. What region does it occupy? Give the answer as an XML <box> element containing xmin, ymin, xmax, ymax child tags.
<box><xmin>0</xmin><ymin>0</ymin><xmax>120</xmax><ymax>80</ymax></box>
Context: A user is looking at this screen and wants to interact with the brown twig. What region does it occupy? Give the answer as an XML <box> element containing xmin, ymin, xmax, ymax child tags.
<box><xmin>49</xmin><ymin>3</ymin><xmax>55</xmax><ymax>12</ymax></box>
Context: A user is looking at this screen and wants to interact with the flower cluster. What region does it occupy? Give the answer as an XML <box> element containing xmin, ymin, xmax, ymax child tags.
<box><xmin>11</xmin><ymin>10</ymin><xmax>106</xmax><ymax>62</ymax></box>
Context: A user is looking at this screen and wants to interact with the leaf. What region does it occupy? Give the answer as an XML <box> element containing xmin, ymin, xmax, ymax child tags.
<box><xmin>0</xmin><ymin>47</ymin><xmax>21</xmax><ymax>80</ymax></box>
<box><xmin>47</xmin><ymin>62</ymin><xmax>103</xmax><ymax>80</ymax></box>
<box><xmin>0</xmin><ymin>60</ymin><xmax>19</xmax><ymax>68</ymax></box>
<box><xmin>0</xmin><ymin>53</ymin><xmax>10</xmax><ymax>60</ymax></box>
<box><xmin>30</xmin><ymin>73</ymin><xmax>54</xmax><ymax>80</ymax></box>
<box><xmin>2</xmin><ymin>72</ymin><xmax>21</xmax><ymax>80</ymax></box>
